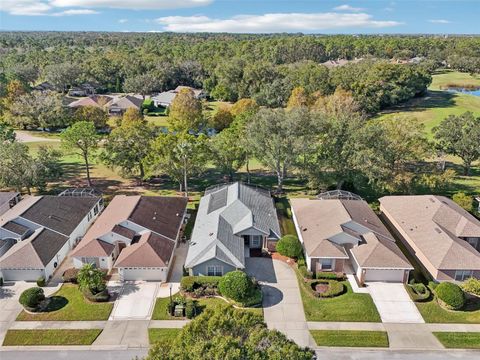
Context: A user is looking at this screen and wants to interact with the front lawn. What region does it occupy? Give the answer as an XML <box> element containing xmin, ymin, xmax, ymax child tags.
<box><xmin>16</xmin><ymin>284</ymin><xmax>113</xmax><ymax>321</ymax></box>
<box><xmin>296</xmin><ymin>270</ymin><xmax>381</xmax><ymax>322</ymax></box>
<box><xmin>152</xmin><ymin>296</ymin><xmax>263</xmax><ymax>320</ymax></box>
<box><xmin>2</xmin><ymin>329</ymin><xmax>102</xmax><ymax>346</ymax></box>
<box><xmin>148</xmin><ymin>328</ymin><xmax>181</xmax><ymax>345</ymax></box>
<box><xmin>433</xmin><ymin>332</ymin><xmax>480</xmax><ymax>349</ymax></box>
<box><xmin>415</xmin><ymin>296</ymin><xmax>480</xmax><ymax>323</ymax></box>
<box><xmin>310</xmin><ymin>330</ymin><xmax>389</xmax><ymax>347</ymax></box>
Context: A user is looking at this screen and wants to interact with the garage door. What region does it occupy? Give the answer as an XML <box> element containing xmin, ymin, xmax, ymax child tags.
<box><xmin>120</xmin><ymin>268</ymin><xmax>166</xmax><ymax>281</ymax></box>
<box><xmin>1</xmin><ymin>269</ymin><xmax>44</xmax><ymax>281</ymax></box>
<box><xmin>364</xmin><ymin>269</ymin><xmax>405</xmax><ymax>282</ymax></box>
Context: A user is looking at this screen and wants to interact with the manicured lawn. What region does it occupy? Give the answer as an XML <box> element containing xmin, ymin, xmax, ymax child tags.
<box><xmin>310</xmin><ymin>330</ymin><xmax>389</xmax><ymax>347</ymax></box>
<box><xmin>151</xmin><ymin>296</ymin><xmax>263</xmax><ymax>320</ymax></box>
<box><xmin>429</xmin><ymin>70</ymin><xmax>480</xmax><ymax>90</ymax></box>
<box><xmin>433</xmin><ymin>332</ymin><xmax>480</xmax><ymax>349</ymax></box>
<box><xmin>148</xmin><ymin>328</ymin><xmax>181</xmax><ymax>345</ymax></box>
<box><xmin>2</xmin><ymin>329</ymin><xmax>102</xmax><ymax>346</ymax></box>
<box><xmin>415</xmin><ymin>296</ymin><xmax>480</xmax><ymax>324</ymax></box>
<box><xmin>296</xmin><ymin>270</ymin><xmax>381</xmax><ymax>322</ymax></box>
<box><xmin>16</xmin><ymin>284</ymin><xmax>113</xmax><ymax>321</ymax></box>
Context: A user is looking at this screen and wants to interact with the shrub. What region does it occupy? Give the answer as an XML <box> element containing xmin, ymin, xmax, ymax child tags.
<box><xmin>19</xmin><ymin>287</ymin><xmax>45</xmax><ymax>310</ymax></box>
<box><xmin>461</xmin><ymin>277</ymin><xmax>480</xmax><ymax>296</ymax></box>
<box><xmin>452</xmin><ymin>192</ymin><xmax>474</xmax><ymax>213</ymax></box>
<box><xmin>316</xmin><ymin>272</ymin><xmax>345</xmax><ymax>281</ymax></box>
<box><xmin>297</xmin><ymin>257</ymin><xmax>306</xmax><ymax>267</ymax></box>
<box><xmin>311</xmin><ymin>280</ymin><xmax>345</xmax><ymax>298</ymax></box>
<box><xmin>406</xmin><ymin>283</ymin><xmax>431</xmax><ymax>302</ymax></box>
<box><xmin>240</xmin><ymin>288</ymin><xmax>263</xmax><ymax>307</ymax></box>
<box><xmin>180</xmin><ymin>277</ymin><xmax>196</xmax><ymax>292</ymax></box>
<box><xmin>62</xmin><ymin>268</ymin><xmax>79</xmax><ymax>283</ymax></box>
<box><xmin>276</xmin><ymin>235</ymin><xmax>303</xmax><ymax>259</ymax></box>
<box><xmin>218</xmin><ymin>271</ymin><xmax>254</xmax><ymax>302</ymax></box>
<box><xmin>77</xmin><ymin>263</ymin><xmax>106</xmax><ymax>295</ymax></box>
<box><xmin>180</xmin><ymin>276</ymin><xmax>221</xmax><ymax>294</ymax></box>
<box><xmin>0</xmin><ymin>277</ymin><xmax>3</xmax><ymax>286</ymax></box>
<box><xmin>36</xmin><ymin>277</ymin><xmax>46</xmax><ymax>287</ymax></box>
<box><xmin>298</xmin><ymin>265</ymin><xmax>313</xmax><ymax>280</ymax></box>
<box><xmin>185</xmin><ymin>299</ymin><xmax>197</xmax><ymax>319</ymax></box>
<box><xmin>428</xmin><ymin>281</ymin><xmax>439</xmax><ymax>290</ymax></box>
<box><xmin>435</xmin><ymin>282</ymin><xmax>465</xmax><ymax>310</ymax></box>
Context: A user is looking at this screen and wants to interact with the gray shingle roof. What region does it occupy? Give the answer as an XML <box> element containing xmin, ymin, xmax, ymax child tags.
<box><xmin>185</xmin><ymin>182</ymin><xmax>281</xmax><ymax>269</ymax></box>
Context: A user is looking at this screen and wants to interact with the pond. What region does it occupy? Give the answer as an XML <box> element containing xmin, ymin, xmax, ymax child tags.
<box><xmin>445</xmin><ymin>87</ymin><xmax>480</xmax><ymax>97</ymax></box>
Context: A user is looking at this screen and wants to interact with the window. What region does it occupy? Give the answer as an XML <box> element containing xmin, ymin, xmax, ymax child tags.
<box><xmin>466</xmin><ymin>237</ymin><xmax>479</xmax><ymax>249</ymax></box>
<box><xmin>94</xmin><ymin>204</ymin><xmax>99</xmax><ymax>216</ymax></box>
<box><xmin>207</xmin><ymin>265</ymin><xmax>223</xmax><ymax>276</ymax></box>
<box><xmin>454</xmin><ymin>270</ymin><xmax>473</xmax><ymax>281</ymax></box>
<box><xmin>321</xmin><ymin>259</ymin><xmax>333</xmax><ymax>270</ymax></box>
<box><xmin>87</xmin><ymin>212</ymin><xmax>92</xmax><ymax>221</ymax></box>
<box><xmin>251</xmin><ymin>235</ymin><xmax>262</xmax><ymax>248</ymax></box>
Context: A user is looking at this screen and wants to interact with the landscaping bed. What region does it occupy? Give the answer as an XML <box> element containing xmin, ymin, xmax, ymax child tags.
<box><xmin>16</xmin><ymin>284</ymin><xmax>113</xmax><ymax>321</ymax></box>
<box><xmin>310</xmin><ymin>330</ymin><xmax>389</xmax><ymax>347</ymax></box>
<box><xmin>295</xmin><ymin>267</ymin><xmax>381</xmax><ymax>322</ymax></box>
<box><xmin>433</xmin><ymin>332</ymin><xmax>480</xmax><ymax>349</ymax></box>
<box><xmin>2</xmin><ymin>329</ymin><xmax>102</xmax><ymax>346</ymax></box>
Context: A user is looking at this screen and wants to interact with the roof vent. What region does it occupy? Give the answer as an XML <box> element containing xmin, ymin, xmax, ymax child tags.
<box><xmin>434</xmin><ymin>227</ymin><xmax>442</xmax><ymax>234</ymax></box>
<box><xmin>303</xmin><ymin>228</ymin><xmax>308</xmax><ymax>232</ymax></box>
<box><xmin>209</xmin><ymin>232</ymin><xmax>214</xmax><ymax>236</ymax></box>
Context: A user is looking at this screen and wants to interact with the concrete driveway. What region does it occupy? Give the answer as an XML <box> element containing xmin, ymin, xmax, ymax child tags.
<box><xmin>109</xmin><ymin>282</ymin><xmax>159</xmax><ymax>320</ymax></box>
<box><xmin>245</xmin><ymin>258</ymin><xmax>316</xmax><ymax>349</ymax></box>
<box><xmin>366</xmin><ymin>282</ymin><xmax>424</xmax><ymax>323</ymax></box>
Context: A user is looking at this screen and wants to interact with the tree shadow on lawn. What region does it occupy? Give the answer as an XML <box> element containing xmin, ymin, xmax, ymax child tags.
<box><xmin>379</xmin><ymin>90</ymin><xmax>456</xmax><ymax>114</ymax></box>
<box><xmin>463</xmin><ymin>296</ymin><xmax>480</xmax><ymax>312</ymax></box>
<box><xmin>42</xmin><ymin>296</ymin><xmax>68</xmax><ymax>312</ymax></box>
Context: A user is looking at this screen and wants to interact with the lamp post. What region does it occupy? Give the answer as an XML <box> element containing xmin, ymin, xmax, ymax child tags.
<box><xmin>169</xmin><ymin>283</ymin><xmax>173</xmax><ymax>312</ymax></box>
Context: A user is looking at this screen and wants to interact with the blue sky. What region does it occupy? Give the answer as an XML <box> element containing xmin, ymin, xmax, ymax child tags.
<box><xmin>0</xmin><ymin>0</ymin><xmax>478</xmax><ymax>33</ymax></box>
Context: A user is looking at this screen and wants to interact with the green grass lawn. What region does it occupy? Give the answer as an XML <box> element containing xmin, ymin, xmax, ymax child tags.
<box><xmin>415</xmin><ymin>296</ymin><xmax>480</xmax><ymax>324</ymax></box>
<box><xmin>296</xmin><ymin>270</ymin><xmax>381</xmax><ymax>322</ymax></box>
<box><xmin>430</xmin><ymin>70</ymin><xmax>480</xmax><ymax>90</ymax></box>
<box><xmin>16</xmin><ymin>284</ymin><xmax>113</xmax><ymax>321</ymax></box>
<box><xmin>152</xmin><ymin>296</ymin><xmax>262</xmax><ymax>320</ymax></box>
<box><xmin>433</xmin><ymin>332</ymin><xmax>480</xmax><ymax>349</ymax></box>
<box><xmin>148</xmin><ymin>328</ymin><xmax>181</xmax><ymax>345</ymax></box>
<box><xmin>2</xmin><ymin>329</ymin><xmax>102</xmax><ymax>346</ymax></box>
<box><xmin>310</xmin><ymin>330</ymin><xmax>389</xmax><ymax>347</ymax></box>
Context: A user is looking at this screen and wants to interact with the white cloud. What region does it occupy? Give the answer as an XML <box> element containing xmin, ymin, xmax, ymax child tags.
<box><xmin>155</xmin><ymin>13</ymin><xmax>402</xmax><ymax>33</ymax></box>
<box><xmin>1</xmin><ymin>0</ymin><xmax>51</xmax><ymax>16</ymax></box>
<box><xmin>333</xmin><ymin>5</ymin><xmax>364</xmax><ymax>12</ymax></box>
<box><xmin>119</xmin><ymin>19</ymin><xmax>128</xmax><ymax>23</ymax></box>
<box><xmin>49</xmin><ymin>0</ymin><xmax>212</xmax><ymax>9</ymax></box>
<box><xmin>52</xmin><ymin>9</ymin><xmax>99</xmax><ymax>16</ymax></box>
<box><xmin>429</xmin><ymin>19</ymin><xmax>451</xmax><ymax>24</ymax></box>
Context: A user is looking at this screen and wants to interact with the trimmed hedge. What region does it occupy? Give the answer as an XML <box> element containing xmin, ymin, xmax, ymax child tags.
<box><xmin>461</xmin><ymin>277</ymin><xmax>480</xmax><ymax>296</ymax></box>
<box><xmin>311</xmin><ymin>280</ymin><xmax>345</xmax><ymax>298</ymax></box>
<box><xmin>316</xmin><ymin>272</ymin><xmax>345</xmax><ymax>281</ymax></box>
<box><xmin>435</xmin><ymin>282</ymin><xmax>465</xmax><ymax>310</ymax></box>
<box><xmin>218</xmin><ymin>271</ymin><xmax>253</xmax><ymax>303</ymax></box>
<box><xmin>406</xmin><ymin>283</ymin><xmax>431</xmax><ymax>302</ymax></box>
<box><xmin>36</xmin><ymin>277</ymin><xmax>46</xmax><ymax>287</ymax></box>
<box><xmin>180</xmin><ymin>276</ymin><xmax>221</xmax><ymax>293</ymax></box>
<box><xmin>19</xmin><ymin>287</ymin><xmax>45</xmax><ymax>311</ymax></box>
<box><xmin>276</xmin><ymin>235</ymin><xmax>303</xmax><ymax>259</ymax></box>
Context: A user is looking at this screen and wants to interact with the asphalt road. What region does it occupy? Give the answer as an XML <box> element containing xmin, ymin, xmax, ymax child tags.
<box><xmin>1</xmin><ymin>348</ymin><xmax>479</xmax><ymax>360</ymax></box>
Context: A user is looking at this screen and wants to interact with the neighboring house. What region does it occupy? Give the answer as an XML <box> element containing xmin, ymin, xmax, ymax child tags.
<box><xmin>32</xmin><ymin>81</ymin><xmax>55</xmax><ymax>92</ymax></box>
<box><xmin>0</xmin><ymin>195</ymin><xmax>103</xmax><ymax>281</ymax></box>
<box><xmin>185</xmin><ymin>182</ymin><xmax>281</xmax><ymax>276</ymax></box>
<box><xmin>71</xmin><ymin>195</ymin><xmax>188</xmax><ymax>281</ymax></box>
<box><xmin>68</xmin><ymin>95</ymin><xmax>113</xmax><ymax>109</ymax></box>
<box><xmin>0</xmin><ymin>192</ymin><xmax>21</xmax><ymax>216</ymax></box>
<box><xmin>107</xmin><ymin>95</ymin><xmax>143</xmax><ymax>115</ymax></box>
<box><xmin>67</xmin><ymin>83</ymin><xmax>103</xmax><ymax>97</ymax></box>
<box><xmin>290</xmin><ymin>197</ymin><xmax>412</xmax><ymax>285</ymax></box>
<box><xmin>380</xmin><ymin>195</ymin><xmax>480</xmax><ymax>282</ymax></box>
<box><xmin>152</xmin><ymin>86</ymin><xmax>207</xmax><ymax>108</ymax></box>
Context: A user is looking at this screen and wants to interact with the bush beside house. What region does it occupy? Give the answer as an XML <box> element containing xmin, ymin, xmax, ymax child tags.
<box><xmin>276</xmin><ymin>235</ymin><xmax>303</xmax><ymax>259</ymax></box>
<box><xmin>218</xmin><ymin>271</ymin><xmax>262</xmax><ymax>306</ymax></box>
<box><xmin>435</xmin><ymin>282</ymin><xmax>466</xmax><ymax>310</ymax></box>
<box><xmin>19</xmin><ymin>287</ymin><xmax>45</xmax><ymax>312</ymax></box>
<box><xmin>461</xmin><ymin>278</ymin><xmax>480</xmax><ymax>296</ymax></box>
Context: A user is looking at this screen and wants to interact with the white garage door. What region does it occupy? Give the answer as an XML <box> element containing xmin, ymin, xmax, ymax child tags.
<box><xmin>120</xmin><ymin>268</ymin><xmax>166</xmax><ymax>281</ymax></box>
<box><xmin>364</xmin><ymin>269</ymin><xmax>405</xmax><ymax>282</ymax></box>
<box><xmin>1</xmin><ymin>269</ymin><xmax>44</xmax><ymax>282</ymax></box>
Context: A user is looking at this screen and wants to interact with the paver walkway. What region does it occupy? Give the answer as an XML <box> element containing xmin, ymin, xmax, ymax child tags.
<box><xmin>245</xmin><ymin>258</ymin><xmax>316</xmax><ymax>348</ymax></box>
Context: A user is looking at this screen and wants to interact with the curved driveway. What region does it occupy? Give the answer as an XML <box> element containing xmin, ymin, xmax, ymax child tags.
<box><xmin>245</xmin><ymin>258</ymin><xmax>316</xmax><ymax>349</ymax></box>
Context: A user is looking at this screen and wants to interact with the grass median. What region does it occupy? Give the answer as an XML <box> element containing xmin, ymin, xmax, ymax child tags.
<box><xmin>310</xmin><ymin>330</ymin><xmax>389</xmax><ymax>347</ymax></box>
<box><xmin>433</xmin><ymin>332</ymin><xmax>480</xmax><ymax>349</ymax></box>
<box><xmin>2</xmin><ymin>329</ymin><xmax>102</xmax><ymax>346</ymax></box>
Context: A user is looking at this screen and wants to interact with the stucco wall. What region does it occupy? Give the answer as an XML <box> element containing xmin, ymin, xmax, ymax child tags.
<box><xmin>190</xmin><ymin>258</ymin><xmax>236</xmax><ymax>276</ymax></box>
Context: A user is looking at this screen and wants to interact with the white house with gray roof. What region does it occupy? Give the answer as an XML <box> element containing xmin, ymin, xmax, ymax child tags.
<box><xmin>185</xmin><ymin>182</ymin><xmax>281</xmax><ymax>276</ymax></box>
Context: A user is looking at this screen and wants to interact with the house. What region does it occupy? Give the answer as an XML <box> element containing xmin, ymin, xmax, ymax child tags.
<box><xmin>0</xmin><ymin>192</ymin><xmax>21</xmax><ymax>216</ymax></box>
<box><xmin>185</xmin><ymin>182</ymin><xmax>281</xmax><ymax>276</ymax></box>
<box><xmin>152</xmin><ymin>86</ymin><xmax>207</xmax><ymax>108</ymax></box>
<box><xmin>68</xmin><ymin>95</ymin><xmax>113</xmax><ymax>109</ymax></box>
<box><xmin>0</xmin><ymin>195</ymin><xmax>103</xmax><ymax>281</ymax></box>
<box><xmin>107</xmin><ymin>95</ymin><xmax>143</xmax><ymax>115</ymax></box>
<box><xmin>32</xmin><ymin>81</ymin><xmax>55</xmax><ymax>92</ymax></box>
<box><xmin>71</xmin><ymin>195</ymin><xmax>188</xmax><ymax>281</ymax></box>
<box><xmin>380</xmin><ymin>195</ymin><xmax>480</xmax><ymax>282</ymax></box>
<box><xmin>67</xmin><ymin>83</ymin><xmax>103</xmax><ymax>97</ymax></box>
<box><xmin>290</xmin><ymin>197</ymin><xmax>412</xmax><ymax>285</ymax></box>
